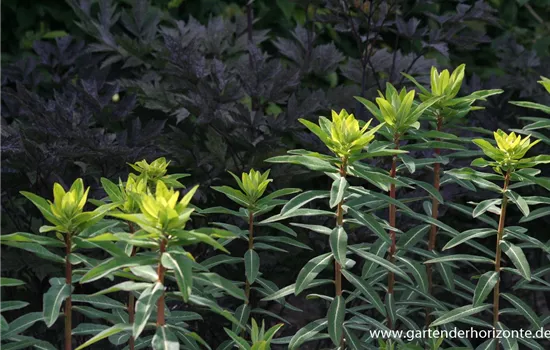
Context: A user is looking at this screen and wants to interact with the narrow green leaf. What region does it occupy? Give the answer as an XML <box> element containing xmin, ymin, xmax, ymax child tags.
<box><xmin>92</xmin><ymin>281</ymin><xmax>152</xmax><ymax>296</ymax></box>
<box><xmin>430</xmin><ymin>304</ymin><xmax>491</xmax><ymax>327</ymax></box>
<box><xmin>161</xmin><ymin>253</ymin><xmax>193</xmax><ymax>302</ymax></box>
<box><xmin>349</xmin><ymin>247</ymin><xmax>412</xmax><ymax>283</ymax></box>
<box><xmin>397</xmin><ymin>224</ymin><xmax>430</xmax><ymax>249</ymax></box>
<box><xmin>443</xmin><ymin>228</ymin><xmax>496</xmax><ymax>250</ymax></box>
<box><xmin>71</xmin><ymin>294</ymin><xmax>126</xmax><ymax>310</ymax></box>
<box><xmin>134</xmin><ymin>282</ymin><xmax>164</xmax><ymax>339</ymax></box>
<box><xmin>473</xmin><ymin>271</ymin><xmax>499</xmax><ymax>307</ymax></box>
<box><xmin>329</xmin><ymin>226</ymin><xmax>347</xmax><ymax>266</ymax></box>
<box><xmin>0</xmin><ymin>232</ymin><xmax>64</xmax><ymax>247</ymax></box>
<box><xmin>0</xmin><ymin>301</ymin><xmax>29</xmax><ymax>312</ymax></box>
<box><xmin>341</xmin><ymin>270</ymin><xmax>385</xmax><ymax>316</ymax></box>
<box><xmin>1</xmin><ymin>278</ymin><xmax>26</xmax><ymax>287</ymax></box>
<box><xmin>280</xmin><ymin>190</ymin><xmax>329</xmax><ymax>216</ymax></box>
<box><xmin>347</xmin><ymin>208</ymin><xmax>391</xmax><ymax>245</ymax></box>
<box><xmin>473</xmin><ymin>199</ymin><xmax>501</xmax><ymax>218</ymax></box>
<box><xmin>501</xmin><ymin>293</ymin><xmax>541</xmax><ymax>329</ymax></box>
<box><xmin>385</xmin><ymin>293</ymin><xmax>396</xmax><ymax>327</ymax></box>
<box><xmin>195</xmin><ymin>273</ymin><xmax>246</xmax><ymax>301</ymax></box>
<box><xmin>500</xmin><ymin>241</ymin><xmax>531</xmax><ymax>280</ymax></box>
<box><xmin>425</xmin><ymin>254</ymin><xmax>494</xmax><ymax>265</ymax></box>
<box><xmin>2</xmin><ymin>312</ymin><xmax>44</xmax><ymax>339</ymax></box>
<box><xmin>329</xmin><ymin>176</ymin><xmax>348</xmax><ymax>208</ymax></box>
<box><xmin>254</xmin><ymin>236</ymin><xmax>311</xmax><ymax>250</ymax></box>
<box><xmin>288</xmin><ymin>319</ymin><xmax>327</xmax><ymax>350</ymax></box>
<box><xmin>152</xmin><ymin>326</ymin><xmax>179</xmax><ymax>350</ymax></box>
<box><xmin>80</xmin><ymin>256</ymin><xmax>157</xmax><ymax>283</ymax></box>
<box><xmin>43</xmin><ymin>283</ymin><xmax>72</xmax><ymax>327</ymax></box>
<box><xmin>295</xmin><ymin>253</ymin><xmax>333</xmax><ymax>295</ymax></box>
<box><xmin>395</xmin><ymin>255</ymin><xmax>428</xmax><ymax>293</ymax></box>
<box><xmin>244</xmin><ymin>249</ymin><xmax>260</xmax><ymax>285</ymax></box>
<box><xmin>75</xmin><ymin>323</ymin><xmax>131</xmax><ymax>350</ymax></box>
<box><xmin>507</xmin><ymin>191</ymin><xmax>530</xmax><ymax>217</ymax></box>
<box><xmin>327</xmin><ymin>296</ymin><xmax>345</xmax><ymax>346</ymax></box>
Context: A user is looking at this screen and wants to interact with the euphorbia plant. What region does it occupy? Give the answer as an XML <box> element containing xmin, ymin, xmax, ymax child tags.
<box><xmin>265</xmin><ymin>109</ymin><xmax>383</xmax><ymax>349</ymax></box>
<box><xmin>428</xmin><ymin>130</ymin><xmax>550</xmax><ymax>349</ymax></box>
<box><xmin>356</xmin><ymin>83</ymin><xmax>441</xmax><ymax>329</ymax></box>
<box><xmin>401</xmin><ymin>64</ymin><xmax>502</xmax><ymax>324</ymax></box>
<box><xmin>0</xmin><ymin>179</ymin><xmax>117</xmax><ymax>350</ymax></box>
<box><xmin>76</xmin><ymin>179</ymin><xmax>243</xmax><ymax>349</ymax></box>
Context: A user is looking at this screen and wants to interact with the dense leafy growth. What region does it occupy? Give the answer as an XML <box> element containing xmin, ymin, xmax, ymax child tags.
<box><xmin>2</xmin><ymin>0</ymin><xmax>550</xmax><ymax>349</ymax></box>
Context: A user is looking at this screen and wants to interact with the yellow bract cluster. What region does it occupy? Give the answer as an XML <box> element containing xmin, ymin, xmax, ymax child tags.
<box><xmin>493</xmin><ymin>130</ymin><xmax>540</xmax><ymax>161</ymax></box>
<box><xmin>129</xmin><ymin>157</ymin><xmax>170</xmax><ymax>181</ymax></box>
<box><xmin>230</xmin><ymin>169</ymin><xmax>272</xmax><ymax>204</ymax></box>
<box><xmin>374</xmin><ymin>88</ymin><xmax>416</xmax><ymax>128</ymax></box>
<box><xmin>429</xmin><ymin>64</ymin><xmax>465</xmax><ymax>99</ymax></box>
<box><xmin>50</xmin><ymin>179</ymin><xmax>89</xmax><ymax>223</ymax></box>
<box><xmin>300</xmin><ymin>109</ymin><xmax>380</xmax><ymax>159</ymax></box>
<box><xmin>138</xmin><ymin>180</ymin><xmax>197</xmax><ymax>231</ymax></box>
<box><xmin>121</xmin><ymin>176</ymin><xmax>148</xmax><ymax>213</ymax></box>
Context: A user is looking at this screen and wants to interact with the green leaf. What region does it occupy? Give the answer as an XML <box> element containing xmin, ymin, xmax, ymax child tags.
<box><xmin>501</xmin><ymin>293</ymin><xmax>541</xmax><ymax>329</ymax></box>
<box><xmin>134</xmin><ymin>282</ymin><xmax>164</xmax><ymax>339</ymax></box>
<box><xmin>443</xmin><ymin>228</ymin><xmax>496</xmax><ymax>250</ymax></box>
<box><xmin>473</xmin><ymin>271</ymin><xmax>499</xmax><ymax>307</ymax></box>
<box><xmin>341</xmin><ymin>270</ymin><xmax>385</xmax><ymax>316</ymax></box>
<box><xmin>231</xmin><ymin>304</ymin><xmax>250</xmax><ymax>333</ymax></box>
<box><xmin>343</xmin><ymin>326</ymin><xmax>362</xmax><ymax>350</ymax></box>
<box><xmin>0</xmin><ymin>232</ymin><xmax>64</xmax><ymax>247</ymax></box>
<box><xmin>195</xmin><ymin>273</ymin><xmax>246</xmax><ymax>301</ymax></box>
<box><xmin>80</xmin><ymin>256</ymin><xmax>157</xmax><ymax>283</ymax></box>
<box><xmin>280</xmin><ymin>190</ymin><xmax>329</xmax><ymax>216</ymax></box>
<box><xmin>295</xmin><ymin>253</ymin><xmax>333</xmax><ymax>295</ymax></box>
<box><xmin>425</xmin><ymin>254</ymin><xmax>494</xmax><ymax>265</ymax></box>
<box><xmin>72</xmin><ymin>323</ymin><xmax>109</xmax><ymax>335</ymax></box>
<box><xmin>329</xmin><ymin>176</ymin><xmax>348</xmax><ymax>208</ymax></box>
<box><xmin>519</xmin><ymin>207</ymin><xmax>550</xmax><ymax>223</ymax></box>
<box><xmin>224</xmin><ymin>328</ymin><xmax>251</xmax><ymax>350</ymax></box>
<box><xmin>265</xmin><ymin>155</ymin><xmax>337</xmax><ymax>172</ymax></box>
<box><xmin>327</xmin><ymin>296</ymin><xmax>345</xmax><ymax>346</ymax></box>
<box><xmin>245</xmin><ymin>249</ymin><xmax>260</xmax><ymax>285</ymax></box>
<box><xmin>288</xmin><ymin>319</ymin><xmax>327</xmax><ymax>350</ymax></box>
<box><xmin>397</xmin><ymin>224</ymin><xmax>430</xmax><ymax>249</ymax></box>
<box><xmin>92</xmin><ymin>281</ymin><xmax>152</xmax><ymax>296</ymax></box>
<box><xmin>0</xmin><ymin>301</ymin><xmax>29</xmax><ymax>312</ymax></box>
<box><xmin>385</xmin><ymin>293</ymin><xmax>396</xmax><ymax>327</ymax></box>
<box><xmin>152</xmin><ymin>326</ymin><xmax>179</xmax><ymax>350</ymax></box>
<box><xmin>405</xmin><ymin>179</ymin><xmax>444</xmax><ymax>204</ymax></box>
<box><xmin>71</xmin><ymin>294</ymin><xmax>125</xmax><ymax>310</ymax></box>
<box><xmin>1</xmin><ymin>278</ymin><xmax>26</xmax><ymax>287</ymax></box>
<box><xmin>507</xmin><ymin>191</ymin><xmax>530</xmax><ymax>217</ymax></box>
<box><xmin>43</xmin><ymin>283</ymin><xmax>72</xmax><ymax>327</ymax></box>
<box><xmin>500</xmin><ymin>241</ymin><xmax>531</xmax><ymax>280</ymax></box>
<box><xmin>329</xmin><ymin>226</ymin><xmax>347</xmax><ymax>266</ymax></box>
<box><xmin>19</xmin><ymin>191</ymin><xmax>61</xmax><ymax>226</ymax></box>
<box><xmin>395</xmin><ymin>255</ymin><xmax>428</xmax><ymax>293</ymax></box>
<box><xmin>254</xmin><ymin>236</ymin><xmax>311</xmax><ymax>250</ymax></box>
<box><xmin>349</xmin><ymin>247</ymin><xmax>412</xmax><ymax>283</ymax></box>
<box><xmin>473</xmin><ymin>199</ymin><xmax>501</xmax><ymax>218</ymax></box>
<box><xmin>430</xmin><ymin>304</ymin><xmax>492</xmax><ymax>327</ymax></box>
<box><xmin>476</xmin><ymin>338</ymin><xmax>497</xmax><ymax>350</ymax></box>
<box><xmin>211</xmin><ymin>186</ymin><xmax>250</xmax><ymax>207</ymax></box>
<box><xmin>0</xmin><ymin>242</ymin><xmax>65</xmax><ymax>264</ymax></box>
<box><xmin>161</xmin><ymin>252</ymin><xmax>193</xmax><ymax>302</ymax></box>
<box><xmin>75</xmin><ymin>323</ymin><xmax>131</xmax><ymax>350</ymax></box>
<box><xmin>2</xmin><ymin>312</ymin><xmax>44</xmax><ymax>338</ymax></box>
<box><xmin>347</xmin><ymin>208</ymin><xmax>391</xmax><ymax>245</ymax></box>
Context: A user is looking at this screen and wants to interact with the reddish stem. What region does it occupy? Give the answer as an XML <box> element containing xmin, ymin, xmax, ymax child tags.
<box><xmin>494</xmin><ymin>172</ymin><xmax>510</xmax><ymax>350</ymax></box>
<box><xmin>127</xmin><ymin>223</ymin><xmax>136</xmax><ymax>350</ymax></box>
<box><xmin>426</xmin><ymin>115</ymin><xmax>443</xmax><ymax>328</ymax></box>
<box><xmin>157</xmin><ymin>239</ymin><xmax>167</xmax><ymax>327</ymax></box>
<box><xmin>387</xmin><ymin>137</ymin><xmax>399</xmax><ymax>329</ymax></box>
<box><xmin>64</xmin><ymin>234</ymin><xmax>72</xmax><ymax>350</ymax></box>
<box><xmin>245</xmin><ymin>212</ymin><xmax>254</xmax><ymax>305</ymax></box>
<box><xmin>335</xmin><ymin>159</ymin><xmax>347</xmax><ymax>349</ymax></box>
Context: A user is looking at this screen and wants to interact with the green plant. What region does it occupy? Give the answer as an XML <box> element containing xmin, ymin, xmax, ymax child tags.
<box><xmin>224</xmin><ymin>318</ymin><xmax>284</xmax><ymax>350</ymax></box>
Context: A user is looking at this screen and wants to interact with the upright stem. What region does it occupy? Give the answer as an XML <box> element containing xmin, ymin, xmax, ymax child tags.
<box><xmin>157</xmin><ymin>238</ymin><xmax>167</xmax><ymax>327</ymax></box>
<box><xmin>335</xmin><ymin>159</ymin><xmax>348</xmax><ymax>349</ymax></box>
<box><xmin>127</xmin><ymin>223</ymin><xmax>136</xmax><ymax>350</ymax></box>
<box><xmin>426</xmin><ymin>115</ymin><xmax>443</xmax><ymax>328</ymax></box>
<box><xmin>245</xmin><ymin>212</ymin><xmax>254</xmax><ymax>304</ymax></box>
<box><xmin>493</xmin><ymin>172</ymin><xmax>510</xmax><ymax>350</ymax></box>
<box><xmin>64</xmin><ymin>234</ymin><xmax>72</xmax><ymax>350</ymax></box>
<box><xmin>387</xmin><ymin>137</ymin><xmax>400</xmax><ymax>329</ymax></box>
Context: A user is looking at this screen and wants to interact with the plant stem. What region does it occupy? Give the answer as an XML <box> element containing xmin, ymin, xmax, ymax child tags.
<box><xmin>336</xmin><ymin>159</ymin><xmax>348</xmax><ymax>349</ymax></box>
<box><xmin>64</xmin><ymin>234</ymin><xmax>72</xmax><ymax>350</ymax></box>
<box><xmin>127</xmin><ymin>223</ymin><xmax>136</xmax><ymax>350</ymax></box>
<box><xmin>493</xmin><ymin>172</ymin><xmax>510</xmax><ymax>350</ymax></box>
<box><xmin>245</xmin><ymin>211</ymin><xmax>254</xmax><ymax>305</ymax></box>
<box><xmin>426</xmin><ymin>115</ymin><xmax>443</xmax><ymax>328</ymax></box>
<box><xmin>387</xmin><ymin>137</ymin><xmax>400</xmax><ymax>329</ymax></box>
<box><xmin>157</xmin><ymin>238</ymin><xmax>167</xmax><ymax>327</ymax></box>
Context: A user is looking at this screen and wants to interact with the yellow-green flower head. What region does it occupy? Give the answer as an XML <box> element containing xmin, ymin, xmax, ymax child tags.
<box><xmin>138</xmin><ymin>180</ymin><xmax>198</xmax><ymax>232</ymax></box>
<box><xmin>374</xmin><ymin>85</ymin><xmax>416</xmax><ymax>128</ymax></box>
<box><xmin>299</xmin><ymin>109</ymin><xmax>381</xmax><ymax>159</ymax></box>
<box><xmin>473</xmin><ymin>130</ymin><xmax>540</xmax><ymax>172</ymax></box>
<box><xmin>50</xmin><ymin>178</ymin><xmax>90</xmax><ymax>223</ymax></box>
<box><xmin>429</xmin><ymin>64</ymin><xmax>465</xmax><ymax>99</ymax></box>
<box><xmin>129</xmin><ymin>157</ymin><xmax>170</xmax><ymax>181</ymax></box>
<box><xmin>539</xmin><ymin>76</ymin><xmax>550</xmax><ymax>94</ymax></box>
<box><xmin>230</xmin><ymin>169</ymin><xmax>272</xmax><ymax>204</ymax></box>
<box><xmin>122</xmin><ymin>176</ymin><xmax>148</xmax><ymax>213</ymax></box>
